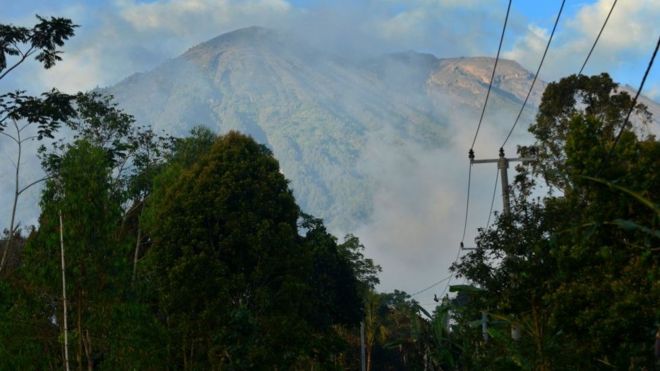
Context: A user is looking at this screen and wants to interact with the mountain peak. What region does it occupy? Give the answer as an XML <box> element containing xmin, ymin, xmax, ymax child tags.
<box><xmin>209</xmin><ymin>26</ymin><xmax>275</xmax><ymax>42</ymax></box>
<box><xmin>183</xmin><ymin>26</ymin><xmax>282</xmax><ymax>56</ymax></box>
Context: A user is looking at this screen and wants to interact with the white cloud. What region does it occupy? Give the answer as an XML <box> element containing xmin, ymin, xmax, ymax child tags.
<box><xmin>8</xmin><ymin>0</ymin><xmax>660</xmax><ymax>95</ymax></box>
<box><xmin>373</xmin><ymin>8</ymin><xmax>427</xmax><ymax>42</ymax></box>
<box><xmin>646</xmin><ymin>83</ymin><xmax>660</xmax><ymax>100</ymax></box>
<box><xmin>29</xmin><ymin>0</ymin><xmax>296</xmax><ymax>93</ymax></box>
<box><xmin>117</xmin><ymin>0</ymin><xmax>292</xmax><ymax>35</ymax></box>
<box><xmin>504</xmin><ymin>0</ymin><xmax>660</xmax><ymax>83</ymax></box>
<box><xmin>503</xmin><ymin>24</ymin><xmax>549</xmax><ymax>70</ymax></box>
<box><xmin>37</xmin><ymin>46</ymin><xmax>104</xmax><ymax>93</ymax></box>
<box><xmin>353</xmin><ymin>107</ymin><xmax>516</xmax><ymax>299</ymax></box>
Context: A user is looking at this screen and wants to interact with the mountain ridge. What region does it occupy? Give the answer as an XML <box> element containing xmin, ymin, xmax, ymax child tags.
<box><xmin>103</xmin><ymin>26</ymin><xmax>659</xmax><ymax>231</ymax></box>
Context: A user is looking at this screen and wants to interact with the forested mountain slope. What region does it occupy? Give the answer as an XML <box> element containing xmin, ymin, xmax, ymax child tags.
<box><xmin>104</xmin><ymin>26</ymin><xmax>660</xmax><ymax>231</ymax></box>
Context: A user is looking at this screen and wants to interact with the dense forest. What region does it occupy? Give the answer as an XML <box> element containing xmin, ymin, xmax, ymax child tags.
<box><xmin>1</xmin><ymin>16</ymin><xmax>659</xmax><ymax>371</ymax></box>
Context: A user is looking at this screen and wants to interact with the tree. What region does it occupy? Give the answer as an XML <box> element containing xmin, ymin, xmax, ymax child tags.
<box><xmin>298</xmin><ymin>215</ymin><xmax>379</xmax><ymax>367</ymax></box>
<box><xmin>40</xmin><ymin>92</ymin><xmax>172</xmax><ymax>284</ymax></box>
<box><xmin>1</xmin><ymin>125</ymin><xmax>380</xmax><ymax>368</ymax></box>
<box><xmin>0</xmin><ymin>15</ymin><xmax>77</xmax><ymax>79</ymax></box>
<box><xmin>528</xmin><ymin>76</ymin><xmax>658</xmax><ymax>369</ymax></box>
<box><xmin>0</xmin><ymin>16</ymin><xmax>77</xmax><ymax>274</ymax></box>
<box><xmin>521</xmin><ymin>73</ymin><xmax>651</xmax><ymax>191</ymax></box>
<box><xmin>143</xmin><ymin>131</ymin><xmax>316</xmax><ymax>368</ymax></box>
<box><xmin>27</xmin><ymin>140</ymin><xmax>122</xmax><ymax>369</ymax></box>
<box><xmin>19</xmin><ymin>140</ymin><xmax>166</xmax><ymax>369</ymax></box>
<box><xmin>453</xmin><ymin>74</ymin><xmax>659</xmax><ymax>369</ymax></box>
<box><xmin>453</xmin><ymin>182</ymin><xmax>564</xmax><ymax>370</ymax></box>
<box><xmin>358</xmin><ymin>290</ymin><xmax>432</xmax><ymax>371</ymax></box>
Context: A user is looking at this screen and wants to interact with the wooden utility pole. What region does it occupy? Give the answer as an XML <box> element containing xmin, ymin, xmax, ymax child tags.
<box><xmin>470</xmin><ymin>148</ymin><xmax>534</xmax><ymax>216</ymax></box>
<box><xmin>59</xmin><ymin>210</ymin><xmax>70</xmax><ymax>371</ymax></box>
<box><xmin>360</xmin><ymin>321</ymin><xmax>366</xmax><ymax>371</ymax></box>
<box><xmin>467</xmin><ymin>148</ymin><xmax>534</xmax><ymax>342</ymax></box>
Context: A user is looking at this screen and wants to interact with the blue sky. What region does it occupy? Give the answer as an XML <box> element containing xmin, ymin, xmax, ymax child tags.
<box><xmin>4</xmin><ymin>0</ymin><xmax>659</xmax><ymax>99</ymax></box>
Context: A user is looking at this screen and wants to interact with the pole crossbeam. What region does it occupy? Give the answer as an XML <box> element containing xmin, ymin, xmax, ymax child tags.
<box><xmin>470</xmin><ymin>149</ymin><xmax>535</xmax><ymax>216</ymax></box>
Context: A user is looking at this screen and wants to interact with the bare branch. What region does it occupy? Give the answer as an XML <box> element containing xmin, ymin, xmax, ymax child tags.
<box><xmin>0</xmin><ymin>45</ymin><xmax>36</xmax><ymax>81</ymax></box>
<box><xmin>0</xmin><ymin>130</ymin><xmax>19</xmax><ymax>144</ymax></box>
<box><xmin>3</xmin><ymin>154</ymin><xmax>18</xmax><ymax>170</ymax></box>
<box><xmin>17</xmin><ymin>176</ymin><xmax>51</xmax><ymax>196</ymax></box>
<box><xmin>114</xmin><ymin>156</ymin><xmax>131</xmax><ymax>182</ymax></box>
<box><xmin>18</xmin><ymin>121</ymin><xmax>31</xmax><ymax>133</ymax></box>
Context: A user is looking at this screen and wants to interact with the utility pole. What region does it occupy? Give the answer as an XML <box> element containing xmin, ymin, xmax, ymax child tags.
<box><xmin>468</xmin><ymin>148</ymin><xmax>534</xmax><ymax>342</ymax></box>
<box><xmin>469</xmin><ymin>148</ymin><xmax>535</xmax><ymax>216</ymax></box>
<box><xmin>59</xmin><ymin>210</ymin><xmax>70</xmax><ymax>371</ymax></box>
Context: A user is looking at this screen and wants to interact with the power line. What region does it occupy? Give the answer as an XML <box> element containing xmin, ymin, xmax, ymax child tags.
<box><xmin>610</xmin><ymin>35</ymin><xmax>660</xmax><ymax>152</ymax></box>
<box><xmin>501</xmin><ymin>0</ymin><xmax>566</xmax><ymax>148</ymax></box>
<box><xmin>460</xmin><ymin>162</ymin><xmax>473</xmax><ymax>244</ymax></box>
<box><xmin>470</xmin><ymin>0</ymin><xmax>512</xmax><ymax>150</ymax></box>
<box><xmin>450</xmin><ymin>0</ymin><xmax>512</xmax><ymax>302</ymax></box>
<box><xmin>439</xmin><ymin>247</ymin><xmax>463</xmax><ymax>299</ymax></box>
<box><xmin>410</xmin><ymin>274</ymin><xmax>453</xmax><ymax>297</ymax></box>
<box><xmin>445</xmin><ymin>162</ymin><xmax>472</xmax><ymax>299</ymax></box>
<box><xmin>485</xmin><ymin>167</ymin><xmax>499</xmax><ymax>230</ymax></box>
<box><xmin>578</xmin><ymin>0</ymin><xmax>618</xmax><ymax>76</ymax></box>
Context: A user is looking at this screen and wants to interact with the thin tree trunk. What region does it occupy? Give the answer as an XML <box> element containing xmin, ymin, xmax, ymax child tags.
<box><xmin>532</xmin><ymin>299</ymin><xmax>548</xmax><ymax>371</ymax></box>
<box><xmin>366</xmin><ymin>350</ymin><xmax>372</xmax><ymax>371</ymax></box>
<box><xmin>0</xmin><ymin>128</ymin><xmax>21</xmax><ymax>274</ymax></box>
<box><xmin>59</xmin><ymin>210</ymin><xmax>71</xmax><ymax>371</ymax></box>
<box><xmin>83</xmin><ymin>329</ymin><xmax>93</xmax><ymax>371</ymax></box>
<box><xmin>77</xmin><ymin>289</ymin><xmax>83</xmax><ymax>371</ymax></box>
<box><xmin>132</xmin><ymin>224</ymin><xmax>142</xmax><ymax>284</ymax></box>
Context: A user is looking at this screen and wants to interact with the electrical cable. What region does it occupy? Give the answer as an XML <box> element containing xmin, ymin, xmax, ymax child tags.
<box><xmin>460</xmin><ymin>162</ymin><xmax>473</xmax><ymax>244</ymax></box>
<box><xmin>439</xmin><ymin>246</ymin><xmax>463</xmax><ymax>299</ymax></box>
<box><xmin>501</xmin><ymin>0</ymin><xmax>566</xmax><ymax>148</ymax></box>
<box><xmin>485</xmin><ymin>167</ymin><xmax>500</xmax><ymax>230</ymax></box>
<box><xmin>470</xmin><ymin>0</ymin><xmax>512</xmax><ymax>150</ymax></box>
<box><xmin>448</xmin><ymin>0</ymin><xmax>513</xmax><ymax>302</ymax></box>
<box><xmin>610</xmin><ymin>35</ymin><xmax>660</xmax><ymax>152</ymax></box>
<box><xmin>578</xmin><ymin>0</ymin><xmax>618</xmax><ymax>76</ymax></box>
<box><xmin>410</xmin><ymin>274</ymin><xmax>453</xmax><ymax>297</ymax></box>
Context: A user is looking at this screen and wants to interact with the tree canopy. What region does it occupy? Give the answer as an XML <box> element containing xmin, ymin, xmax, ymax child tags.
<box><xmin>452</xmin><ymin>73</ymin><xmax>659</xmax><ymax>370</ymax></box>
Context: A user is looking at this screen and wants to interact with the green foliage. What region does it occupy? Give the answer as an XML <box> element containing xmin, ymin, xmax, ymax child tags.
<box><xmin>1</xmin><ymin>141</ymin><xmax>167</xmax><ymax>369</ymax></box>
<box><xmin>40</xmin><ymin>92</ymin><xmax>172</xmax><ymax>199</ymax></box>
<box><xmin>0</xmin><ymin>15</ymin><xmax>77</xmax><ymax>73</ymax></box>
<box><xmin>359</xmin><ymin>290</ymin><xmax>447</xmax><ymax>371</ymax></box>
<box><xmin>0</xmin><ymin>15</ymin><xmax>78</xmax><ymax>136</ymax></box>
<box><xmin>452</xmin><ymin>74</ymin><xmax>660</xmax><ymax>370</ymax></box>
<box><xmin>522</xmin><ymin>73</ymin><xmax>652</xmax><ymax>191</ymax></box>
<box><xmin>0</xmin><ymin>15</ymin><xmax>78</xmax><ymax>275</ymax></box>
<box><xmin>141</xmin><ymin>130</ymin><xmax>373</xmax><ymax>369</ymax></box>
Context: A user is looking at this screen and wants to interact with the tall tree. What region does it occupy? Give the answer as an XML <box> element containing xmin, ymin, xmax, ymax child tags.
<box><xmin>21</xmin><ymin>140</ymin><xmax>147</xmax><ymax>369</ymax></box>
<box><xmin>0</xmin><ymin>16</ymin><xmax>77</xmax><ymax>273</ymax></box>
<box><xmin>143</xmin><ymin>131</ymin><xmax>314</xmax><ymax>369</ymax></box>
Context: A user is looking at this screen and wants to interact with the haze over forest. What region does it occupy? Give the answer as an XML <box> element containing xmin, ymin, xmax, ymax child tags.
<box><xmin>0</xmin><ymin>1</ymin><xmax>658</xmax><ymax>310</ymax></box>
<box><xmin>2</xmin><ymin>0</ymin><xmax>660</xmax><ymax>304</ymax></box>
<box><xmin>2</xmin><ymin>0</ymin><xmax>660</xmax><ymax>369</ymax></box>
